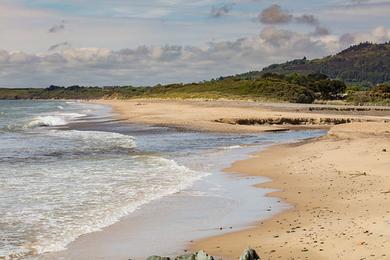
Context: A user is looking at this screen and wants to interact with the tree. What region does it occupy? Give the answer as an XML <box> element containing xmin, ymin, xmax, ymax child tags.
<box><xmin>47</xmin><ymin>85</ymin><xmax>63</xmax><ymax>91</ymax></box>
<box><xmin>316</xmin><ymin>80</ymin><xmax>346</xmax><ymax>99</ymax></box>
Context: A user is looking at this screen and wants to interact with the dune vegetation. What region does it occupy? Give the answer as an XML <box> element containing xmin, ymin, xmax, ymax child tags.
<box><xmin>0</xmin><ymin>73</ymin><xmax>348</xmax><ymax>104</ymax></box>
<box><xmin>0</xmin><ymin>72</ymin><xmax>388</xmax><ymax>105</ymax></box>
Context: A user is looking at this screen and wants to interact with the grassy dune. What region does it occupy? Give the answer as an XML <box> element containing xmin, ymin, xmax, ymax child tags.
<box><xmin>0</xmin><ymin>74</ymin><xmax>388</xmax><ymax>105</ymax></box>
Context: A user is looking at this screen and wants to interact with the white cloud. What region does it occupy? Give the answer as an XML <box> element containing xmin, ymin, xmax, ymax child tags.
<box><xmin>2</xmin><ymin>25</ymin><xmax>388</xmax><ymax>87</ymax></box>
<box><xmin>258</xmin><ymin>4</ymin><xmax>330</xmax><ymax>36</ymax></box>
<box><xmin>0</xmin><ymin>1</ymin><xmax>388</xmax><ymax>87</ymax></box>
<box><xmin>259</xmin><ymin>4</ymin><xmax>292</xmax><ymax>24</ymax></box>
<box><xmin>346</xmin><ymin>26</ymin><xmax>390</xmax><ymax>44</ymax></box>
<box><xmin>0</xmin><ymin>26</ymin><xmax>350</xmax><ymax>87</ymax></box>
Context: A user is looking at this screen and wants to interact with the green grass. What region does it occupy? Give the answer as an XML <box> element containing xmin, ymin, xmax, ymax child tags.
<box><xmin>0</xmin><ymin>77</ymin><xmax>317</xmax><ymax>103</ymax></box>
<box><xmin>347</xmin><ymin>83</ymin><xmax>390</xmax><ymax>105</ymax></box>
<box><xmin>0</xmin><ymin>74</ymin><xmax>388</xmax><ymax>105</ymax></box>
<box><xmin>139</xmin><ymin>78</ymin><xmax>315</xmax><ymax>103</ymax></box>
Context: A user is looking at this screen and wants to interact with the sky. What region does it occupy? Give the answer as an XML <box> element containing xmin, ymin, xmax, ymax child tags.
<box><xmin>0</xmin><ymin>0</ymin><xmax>389</xmax><ymax>87</ymax></box>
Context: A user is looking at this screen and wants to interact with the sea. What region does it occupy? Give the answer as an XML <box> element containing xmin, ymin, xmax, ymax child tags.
<box><xmin>0</xmin><ymin>100</ymin><xmax>325</xmax><ymax>259</ymax></box>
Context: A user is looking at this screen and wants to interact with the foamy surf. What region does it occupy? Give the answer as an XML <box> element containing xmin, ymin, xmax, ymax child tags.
<box><xmin>0</xmin><ymin>100</ymin><xmax>212</xmax><ymax>259</ymax></box>
<box><xmin>0</xmin><ymin>155</ymin><xmax>206</xmax><ymax>258</ymax></box>
<box><xmin>222</xmin><ymin>145</ymin><xmax>243</xmax><ymax>150</ymax></box>
<box><xmin>25</xmin><ymin>113</ymin><xmax>86</xmax><ymax>128</ymax></box>
<box><xmin>48</xmin><ymin>130</ymin><xmax>137</xmax><ymax>150</ymax></box>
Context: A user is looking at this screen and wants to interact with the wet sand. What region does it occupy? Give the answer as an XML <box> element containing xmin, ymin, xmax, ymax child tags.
<box><xmin>191</xmin><ymin>122</ymin><xmax>390</xmax><ymax>259</ymax></box>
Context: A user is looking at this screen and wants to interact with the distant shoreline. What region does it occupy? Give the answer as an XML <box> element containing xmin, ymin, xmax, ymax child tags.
<box><xmin>92</xmin><ymin>99</ymin><xmax>389</xmax><ymax>133</ymax></box>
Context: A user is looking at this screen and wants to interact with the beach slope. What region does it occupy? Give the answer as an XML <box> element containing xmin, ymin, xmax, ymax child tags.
<box><xmin>96</xmin><ymin>99</ymin><xmax>390</xmax><ymax>259</ymax></box>
<box><xmin>191</xmin><ymin>122</ymin><xmax>390</xmax><ymax>259</ymax></box>
<box><xmin>95</xmin><ymin>99</ymin><xmax>390</xmax><ymax>133</ymax></box>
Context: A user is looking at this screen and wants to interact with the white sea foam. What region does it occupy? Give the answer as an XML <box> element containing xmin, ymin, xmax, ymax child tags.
<box><xmin>25</xmin><ymin>113</ymin><xmax>86</xmax><ymax>128</ymax></box>
<box><xmin>49</xmin><ymin>130</ymin><xmax>137</xmax><ymax>150</ymax></box>
<box><xmin>0</xmin><ymin>155</ymin><xmax>207</xmax><ymax>258</ymax></box>
<box><xmin>46</xmin><ymin>157</ymin><xmax>205</xmax><ymax>254</ymax></box>
<box><xmin>1</xmin><ymin>100</ymin><xmax>217</xmax><ymax>259</ymax></box>
<box><xmin>222</xmin><ymin>145</ymin><xmax>242</xmax><ymax>150</ymax></box>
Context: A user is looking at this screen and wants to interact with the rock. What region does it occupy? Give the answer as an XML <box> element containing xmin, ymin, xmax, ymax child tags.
<box><xmin>175</xmin><ymin>251</ymin><xmax>213</xmax><ymax>260</ymax></box>
<box><xmin>175</xmin><ymin>254</ymin><xmax>196</xmax><ymax>260</ymax></box>
<box><xmin>147</xmin><ymin>256</ymin><xmax>171</xmax><ymax>260</ymax></box>
<box><xmin>195</xmin><ymin>250</ymin><xmax>214</xmax><ymax>260</ymax></box>
<box><xmin>239</xmin><ymin>248</ymin><xmax>260</xmax><ymax>260</ymax></box>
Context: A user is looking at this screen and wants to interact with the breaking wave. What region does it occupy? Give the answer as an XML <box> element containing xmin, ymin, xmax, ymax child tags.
<box><xmin>48</xmin><ymin>130</ymin><xmax>137</xmax><ymax>150</ymax></box>
<box><xmin>25</xmin><ymin>113</ymin><xmax>86</xmax><ymax>128</ymax></box>
<box><xmin>1</xmin><ymin>155</ymin><xmax>207</xmax><ymax>258</ymax></box>
<box><xmin>1</xmin><ymin>100</ymin><xmax>212</xmax><ymax>259</ymax></box>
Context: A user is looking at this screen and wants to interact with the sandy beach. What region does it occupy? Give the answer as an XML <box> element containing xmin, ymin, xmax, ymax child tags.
<box><xmin>97</xmin><ymin>99</ymin><xmax>390</xmax><ymax>259</ymax></box>
<box><xmin>192</xmin><ymin>122</ymin><xmax>390</xmax><ymax>259</ymax></box>
<box><xmin>95</xmin><ymin>99</ymin><xmax>390</xmax><ymax>133</ymax></box>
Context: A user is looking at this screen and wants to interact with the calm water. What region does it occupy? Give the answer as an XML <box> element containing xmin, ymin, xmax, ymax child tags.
<box><xmin>0</xmin><ymin>100</ymin><xmax>325</xmax><ymax>259</ymax></box>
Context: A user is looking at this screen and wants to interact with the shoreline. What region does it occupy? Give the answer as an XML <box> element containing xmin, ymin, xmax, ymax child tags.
<box><xmin>93</xmin><ymin>99</ymin><xmax>389</xmax><ymax>133</ymax></box>
<box><xmin>96</xmin><ymin>99</ymin><xmax>390</xmax><ymax>259</ymax></box>
<box><xmin>190</xmin><ymin>123</ymin><xmax>390</xmax><ymax>259</ymax></box>
<box><xmin>37</xmin><ymin>100</ymin><xmax>326</xmax><ymax>260</ymax></box>
<box><xmin>38</xmin><ymin>99</ymin><xmax>389</xmax><ymax>259</ymax></box>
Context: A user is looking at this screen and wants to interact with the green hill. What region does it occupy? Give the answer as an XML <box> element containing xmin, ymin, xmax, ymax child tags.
<box><xmin>0</xmin><ymin>73</ymin><xmax>351</xmax><ymax>104</ymax></box>
<box><xmin>236</xmin><ymin>42</ymin><xmax>390</xmax><ymax>85</ymax></box>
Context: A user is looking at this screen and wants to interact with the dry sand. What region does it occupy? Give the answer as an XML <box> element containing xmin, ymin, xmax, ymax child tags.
<box><xmin>95</xmin><ymin>99</ymin><xmax>389</xmax><ymax>133</ymax></box>
<box><xmin>191</xmin><ymin>122</ymin><xmax>390</xmax><ymax>259</ymax></box>
<box><xmin>97</xmin><ymin>99</ymin><xmax>390</xmax><ymax>259</ymax></box>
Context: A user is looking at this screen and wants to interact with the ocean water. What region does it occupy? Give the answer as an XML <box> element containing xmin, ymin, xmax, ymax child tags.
<box><xmin>0</xmin><ymin>100</ymin><xmax>325</xmax><ymax>259</ymax></box>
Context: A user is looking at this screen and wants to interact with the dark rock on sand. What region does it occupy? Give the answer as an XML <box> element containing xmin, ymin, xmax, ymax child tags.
<box><xmin>147</xmin><ymin>249</ymin><xmax>260</xmax><ymax>260</ymax></box>
<box><xmin>175</xmin><ymin>255</ymin><xmax>196</xmax><ymax>260</ymax></box>
<box><xmin>239</xmin><ymin>248</ymin><xmax>261</xmax><ymax>260</ymax></box>
<box><xmin>147</xmin><ymin>250</ymin><xmax>214</xmax><ymax>260</ymax></box>
<box><xmin>175</xmin><ymin>250</ymin><xmax>214</xmax><ymax>260</ymax></box>
<box><xmin>146</xmin><ymin>256</ymin><xmax>171</xmax><ymax>260</ymax></box>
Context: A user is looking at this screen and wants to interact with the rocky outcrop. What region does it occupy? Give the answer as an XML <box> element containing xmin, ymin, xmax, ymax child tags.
<box><xmin>175</xmin><ymin>250</ymin><xmax>214</xmax><ymax>260</ymax></box>
<box><xmin>146</xmin><ymin>250</ymin><xmax>213</xmax><ymax>260</ymax></box>
<box><xmin>215</xmin><ymin>117</ymin><xmax>362</xmax><ymax>126</ymax></box>
<box><xmin>146</xmin><ymin>257</ymin><xmax>171</xmax><ymax>260</ymax></box>
<box><xmin>146</xmin><ymin>248</ymin><xmax>259</xmax><ymax>260</ymax></box>
<box><xmin>239</xmin><ymin>249</ymin><xmax>260</xmax><ymax>260</ymax></box>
